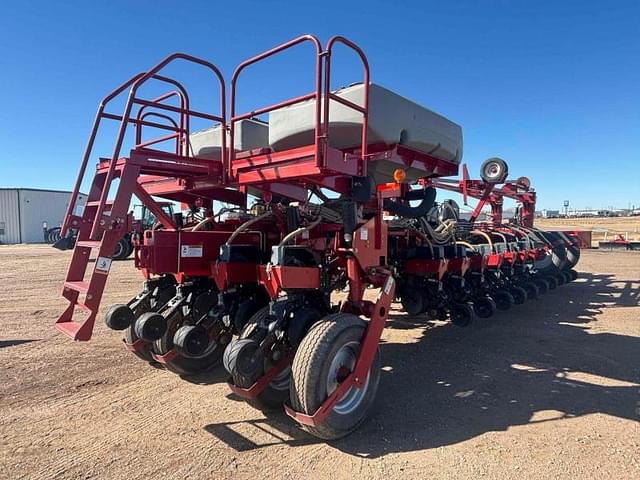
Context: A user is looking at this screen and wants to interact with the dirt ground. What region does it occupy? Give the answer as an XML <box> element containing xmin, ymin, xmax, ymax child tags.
<box><xmin>0</xmin><ymin>245</ymin><xmax>638</xmax><ymax>479</ymax></box>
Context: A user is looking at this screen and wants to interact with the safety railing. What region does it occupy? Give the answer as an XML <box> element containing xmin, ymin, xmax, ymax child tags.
<box><xmin>229</xmin><ymin>34</ymin><xmax>323</xmax><ymax>177</ymax></box>
<box><xmin>322</xmin><ymin>35</ymin><xmax>370</xmax><ymax>176</ymax></box>
<box><xmin>61</xmin><ymin>53</ymin><xmax>226</xmax><ymax>239</ymax></box>
<box><xmin>228</xmin><ymin>34</ymin><xmax>370</xmax><ymax>181</ymax></box>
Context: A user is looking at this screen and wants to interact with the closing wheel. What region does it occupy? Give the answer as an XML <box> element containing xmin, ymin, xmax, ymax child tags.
<box><xmin>153</xmin><ymin>311</ymin><xmax>224</xmax><ymax>375</ymax></box>
<box><xmin>290</xmin><ymin>313</ymin><xmax>380</xmax><ymax>440</ymax></box>
<box><xmin>521</xmin><ymin>282</ymin><xmax>539</xmax><ymax>300</ymax></box>
<box><xmin>480</xmin><ymin>157</ymin><xmax>509</xmax><ymax>184</ymax></box>
<box><xmin>124</xmin><ymin>324</ymin><xmax>154</xmax><ymax>362</ymax></box>
<box><xmin>493</xmin><ymin>290</ymin><xmax>515</xmax><ymax>311</ymax></box>
<box><xmin>473</xmin><ymin>296</ymin><xmax>497</xmax><ymax>319</ymax></box>
<box><xmin>104</xmin><ymin>304</ymin><xmax>134</xmax><ymax>331</ymax></box>
<box><xmin>533</xmin><ymin>278</ymin><xmax>549</xmax><ymax>295</ymax></box>
<box><xmin>450</xmin><ymin>303</ymin><xmax>475</xmax><ymax>327</ymax></box>
<box><xmin>545</xmin><ymin>275</ymin><xmax>558</xmax><ymax>290</ymax></box>
<box><xmin>510</xmin><ymin>286</ymin><xmax>527</xmax><ymax>305</ymax></box>
<box><xmin>224</xmin><ymin>307</ymin><xmax>290</xmax><ymax>411</ymax></box>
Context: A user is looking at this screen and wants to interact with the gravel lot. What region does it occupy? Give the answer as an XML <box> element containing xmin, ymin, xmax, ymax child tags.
<box><xmin>0</xmin><ymin>245</ymin><xmax>638</xmax><ymax>479</ymax></box>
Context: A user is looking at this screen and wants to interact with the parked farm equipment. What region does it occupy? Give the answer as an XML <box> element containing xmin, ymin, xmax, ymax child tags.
<box><xmin>53</xmin><ymin>34</ymin><xmax>581</xmax><ymax>439</ymax></box>
<box><xmin>49</xmin><ymin>202</ymin><xmax>176</xmax><ymax>260</ymax></box>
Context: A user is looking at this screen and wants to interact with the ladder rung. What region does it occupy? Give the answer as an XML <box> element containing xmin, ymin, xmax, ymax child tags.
<box><xmin>86</xmin><ymin>200</ymin><xmax>114</xmax><ymax>208</ymax></box>
<box><xmin>76</xmin><ymin>240</ymin><xmax>101</xmax><ymax>248</ymax></box>
<box><xmin>55</xmin><ymin>321</ymin><xmax>84</xmax><ymax>339</ymax></box>
<box><xmin>64</xmin><ymin>281</ymin><xmax>90</xmax><ymax>293</ymax></box>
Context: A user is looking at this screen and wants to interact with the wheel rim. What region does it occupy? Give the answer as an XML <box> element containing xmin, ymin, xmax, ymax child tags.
<box><xmin>326</xmin><ymin>341</ymin><xmax>370</xmax><ymax>415</ymax></box>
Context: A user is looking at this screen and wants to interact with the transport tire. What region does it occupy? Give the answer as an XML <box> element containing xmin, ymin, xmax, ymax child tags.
<box><xmin>473</xmin><ymin>296</ymin><xmax>497</xmax><ymax>319</ymax></box>
<box><xmin>493</xmin><ymin>290</ymin><xmax>515</xmax><ymax>311</ymax></box>
<box><xmin>290</xmin><ymin>313</ymin><xmax>380</xmax><ymax>440</ymax></box>
<box><xmin>480</xmin><ymin>157</ymin><xmax>509</xmax><ymax>184</ymax></box>
<box><xmin>224</xmin><ymin>307</ymin><xmax>290</xmax><ymax>411</ymax></box>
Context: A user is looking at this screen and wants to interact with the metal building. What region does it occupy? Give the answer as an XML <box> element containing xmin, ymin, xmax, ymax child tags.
<box><xmin>0</xmin><ymin>188</ymin><xmax>87</xmax><ymax>244</ymax></box>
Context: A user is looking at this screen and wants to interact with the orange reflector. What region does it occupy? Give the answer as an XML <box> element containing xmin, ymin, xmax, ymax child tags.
<box><xmin>393</xmin><ymin>168</ymin><xmax>406</xmax><ymax>183</ymax></box>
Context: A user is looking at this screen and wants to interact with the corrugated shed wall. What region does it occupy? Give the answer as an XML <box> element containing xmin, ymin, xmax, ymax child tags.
<box><xmin>0</xmin><ymin>189</ymin><xmax>87</xmax><ymax>244</ymax></box>
<box><xmin>0</xmin><ymin>190</ymin><xmax>21</xmax><ymax>243</ymax></box>
<box><xmin>18</xmin><ymin>190</ymin><xmax>87</xmax><ymax>243</ymax></box>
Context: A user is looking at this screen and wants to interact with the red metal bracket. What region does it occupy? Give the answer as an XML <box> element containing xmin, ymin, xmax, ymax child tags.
<box><xmin>227</xmin><ymin>355</ymin><xmax>292</xmax><ymax>399</ymax></box>
<box><xmin>123</xmin><ymin>338</ymin><xmax>146</xmax><ymax>352</ymax></box>
<box><xmin>284</xmin><ymin>274</ymin><xmax>396</xmax><ymax>427</ymax></box>
<box><xmin>151</xmin><ymin>349</ymin><xmax>177</xmax><ymax>364</ymax></box>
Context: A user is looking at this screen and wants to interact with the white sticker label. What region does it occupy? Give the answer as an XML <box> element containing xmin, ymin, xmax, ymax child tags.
<box><xmin>181</xmin><ymin>245</ymin><xmax>203</xmax><ymax>258</ymax></box>
<box><xmin>360</xmin><ymin>228</ymin><xmax>368</xmax><ymax>241</ymax></box>
<box><xmin>384</xmin><ymin>276</ymin><xmax>394</xmax><ymax>295</ymax></box>
<box><xmin>95</xmin><ymin>257</ymin><xmax>112</xmax><ymax>274</ymax></box>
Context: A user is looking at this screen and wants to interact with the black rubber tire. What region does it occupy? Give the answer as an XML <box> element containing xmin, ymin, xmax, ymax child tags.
<box><xmin>562</xmin><ymin>270</ymin><xmax>573</xmax><ymax>284</ymax></box>
<box><xmin>124</xmin><ymin>324</ymin><xmax>154</xmax><ymax>362</ymax></box>
<box><xmin>112</xmin><ymin>237</ymin><xmax>131</xmax><ymax>261</ymax></box>
<box><xmin>473</xmin><ymin>296</ymin><xmax>497</xmax><ymax>319</ymax></box>
<box><xmin>153</xmin><ymin>312</ymin><xmax>224</xmax><ymax>375</ymax></box>
<box><xmin>555</xmin><ymin>272</ymin><xmax>566</xmax><ymax>286</ymax></box>
<box><xmin>545</xmin><ymin>275</ymin><xmax>558</xmax><ymax>290</ymax></box>
<box><xmin>450</xmin><ymin>302</ymin><xmax>475</xmax><ymax>327</ymax></box>
<box><xmin>521</xmin><ymin>282</ymin><xmax>539</xmax><ymax>300</ymax></box>
<box><xmin>493</xmin><ymin>290</ymin><xmax>515</xmax><ymax>311</ymax></box>
<box><xmin>510</xmin><ymin>286</ymin><xmax>527</xmax><ymax>305</ymax></box>
<box><xmin>480</xmin><ymin>157</ymin><xmax>509</xmax><ymax>184</ymax></box>
<box><xmin>290</xmin><ymin>313</ymin><xmax>380</xmax><ymax>440</ymax></box>
<box><xmin>551</xmin><ymin>245</ymin><xmax>568</xmax><ymax>271</ymax></box>
<box><xmin>225</xmin><ymin>307</ymin><xmax>290</xmax><ymax>411</ymax></box>
<box><xmin>104</xmin><ymin>304</ymin><xmax>134</xmax><ymax>331</ymax></box>
<box><xmin>533</xmin><ymin>278</ymin><xmax>549</xmax><ymax>295</ymax></box>
<box><xmin>400</xmin><ymin>288</ymin><xmax>425</xmax><ymax>316</ymax></box>
<box><xmin>566</xmin><ymin>245</ymin><xmax>580</xmax><ymax>269</ymax></box>
<box><xmin>570</xmin><ymin>269</ymin><xmax>578</xmax><ymax>281</ymax></box>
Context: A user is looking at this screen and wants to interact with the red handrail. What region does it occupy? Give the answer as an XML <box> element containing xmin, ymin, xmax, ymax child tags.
<box><xmin>61</xmin><ymin>71</ymin><xmax>199</xmax><ymax>237</ymax></box>
<box><xmin>135</xmin><ymin>90</ymin><xmax>187</xmax><ymax>155</ymax></box>
<box><xmin>228</xmin><ymin>34</ymin><xmax>370</xmax><ymax>182</ymax></box>
<box><xmin>323</xmin><ymin>36</ymin><xmax>370</xmax><ymax>176</ymax></box>
<box><xmin>88</xmin><ymin>53</ymin><xmax>226</xmax><ymax>239</ymax></box>
<box><xmin>229</xmin><ymin>34</ymin><xmax>323</xmax><ymax>180</ymax></box>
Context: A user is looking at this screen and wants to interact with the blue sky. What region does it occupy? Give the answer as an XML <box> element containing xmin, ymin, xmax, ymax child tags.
<box><xmin>0</xmin><ymin>0</ymin><xmax>638</xmax><ymax>210</ymax></box>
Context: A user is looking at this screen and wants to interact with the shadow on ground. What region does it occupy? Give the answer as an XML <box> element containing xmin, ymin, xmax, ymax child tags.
<box><xmin>0</xmin><ymin>339</ymin><xmax>37</xmax><ymax>349</ymax></box>
<box><xmin>204</xmin><ymin>272</ymin><xmax>640</xmax><ymax>456</ymax></box>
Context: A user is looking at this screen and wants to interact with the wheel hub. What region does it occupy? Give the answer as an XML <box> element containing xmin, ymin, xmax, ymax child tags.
<box><xmin>326</xmin><ymin>341</ymin><xmax>370</xmax><ymax>415</ymax></box>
